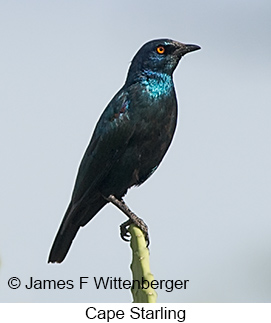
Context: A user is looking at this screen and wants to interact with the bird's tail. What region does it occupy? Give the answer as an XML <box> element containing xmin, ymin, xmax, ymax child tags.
<box><xmin>47</xmin><ymin>215</ymin><xmax>80</xmax><ymax>264</ymax></box>
<box><xmin>48</xmin><ymin>196</ymin><xmax>107</xmax><ymax>263</ymax></box>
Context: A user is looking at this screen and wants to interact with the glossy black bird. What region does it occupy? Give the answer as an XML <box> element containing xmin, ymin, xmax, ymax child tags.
<box><xmin>48</xmin><ymin>39</ymin><xmax>200</xmax><ymax>263</ymax></box>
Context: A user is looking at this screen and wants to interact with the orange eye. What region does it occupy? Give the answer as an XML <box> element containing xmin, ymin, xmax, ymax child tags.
<box><xmin>156</xmin><ymin>46</ymin><xmax>165</xmax><ymax>54</ymax></box>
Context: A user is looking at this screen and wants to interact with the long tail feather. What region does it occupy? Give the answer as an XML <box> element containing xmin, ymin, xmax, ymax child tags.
<box><xmin>48</xmin><ymin>196</ymin><xmax>107</xmax><ymax>263</ymax></box>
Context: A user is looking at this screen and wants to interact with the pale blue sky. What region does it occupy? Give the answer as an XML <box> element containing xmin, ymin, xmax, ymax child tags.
<box><xmin>1</xmin><ymin>0</ymin><xmax>271</xmax><ymax>302</ymax></box>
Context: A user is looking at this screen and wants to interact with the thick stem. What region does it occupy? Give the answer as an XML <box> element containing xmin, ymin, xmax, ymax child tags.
<box><xmin>129</xmin><ymin>224</ymin><xmax>157</xmax><ymax>303</ymax></box>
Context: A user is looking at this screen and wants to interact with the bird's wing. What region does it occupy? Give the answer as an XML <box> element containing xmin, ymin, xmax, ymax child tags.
<box><xmin>71</xmin><ymin>88</ymin><xmax>135</xmax><ymax>202</ymax></box>
<box><xmin>48</xmin><ymin>89</ymin><xmax>134</xmax><ymax>263</ymax></box>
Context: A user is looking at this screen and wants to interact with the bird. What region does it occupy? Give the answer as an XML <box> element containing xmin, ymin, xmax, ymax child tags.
<box><xmin>48</xmin><ymin>38</ymin><xmax>200</xmax><ymax>263</ymax></box>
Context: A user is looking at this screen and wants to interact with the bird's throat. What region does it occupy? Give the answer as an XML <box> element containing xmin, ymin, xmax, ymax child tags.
<box><xmin>140</xmin><ymin>70</ymin><xmax>174</xmax><ymax>98</ymax></box>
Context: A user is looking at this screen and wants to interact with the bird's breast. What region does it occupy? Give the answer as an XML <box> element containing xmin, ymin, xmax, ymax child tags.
<box><xmin>140</xmin><ymin>72</ymin><xmax>174</xmax><ymax>98</ymax></box>
<box><xmin>125</xmin><ymin>87</ymin><xmax>177</xmax><ymax>185</ymax></box>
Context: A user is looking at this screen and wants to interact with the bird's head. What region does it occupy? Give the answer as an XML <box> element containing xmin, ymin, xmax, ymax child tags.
<box><xmin>126</xmin><ymin>39</ymin><xmax>200</xmax><ymax>84</ymax></box>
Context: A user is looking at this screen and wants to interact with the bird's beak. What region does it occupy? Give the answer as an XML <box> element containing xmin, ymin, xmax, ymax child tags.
<box><xmin>185</xmin><ymin>44</ymin><xmax>201</xmax><ymax>52</ymax></box>
<box><xmin>176</xmin><ymin>43</ymin><xmax>201</xmax><ymax>57</ymax></box>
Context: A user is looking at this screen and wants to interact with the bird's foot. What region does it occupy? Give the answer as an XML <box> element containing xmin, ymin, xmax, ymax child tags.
<box><xmin>120</xmin><ymin>218</ymin><xmax>149</xmax><ymax>246</ymax></box>
<box><xmin>104</xmin><ymin>194</ymin><xmax>150</xmax><ymax>246</ymax></box>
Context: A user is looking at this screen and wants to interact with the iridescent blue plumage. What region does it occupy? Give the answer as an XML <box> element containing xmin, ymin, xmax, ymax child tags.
<box><xmin>48</xmin><ymin>38</ymin><xmax>200</xmax><ymax>263</ymax></box>
<box><xmin>141</xmin><ymin>70</ymin><xmax>173</xmax><ymax>98</ymax></box>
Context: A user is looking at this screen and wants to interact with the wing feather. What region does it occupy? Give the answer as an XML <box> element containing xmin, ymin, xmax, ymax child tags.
<box><xmin>71</xmin><ymin>89</ymin><xmax>135</xmax><ymax>202</ymax></box>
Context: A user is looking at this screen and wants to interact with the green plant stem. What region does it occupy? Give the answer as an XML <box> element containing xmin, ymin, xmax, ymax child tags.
<box><xmin>129</xmin><ymin>224</ymin><xmax>157</xmax><ymax>303</ymax></box>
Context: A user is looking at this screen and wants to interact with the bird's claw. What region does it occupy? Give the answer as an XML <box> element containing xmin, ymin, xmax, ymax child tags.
<box><xmin>120</xmin><ymin>219</ymin><xmax>132</xmax><ymax>241</ymax></box>
<box><xmin>120</xmin><ymin>218</ymin><xmax>150</xmax><ymax>247</ymax></box>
